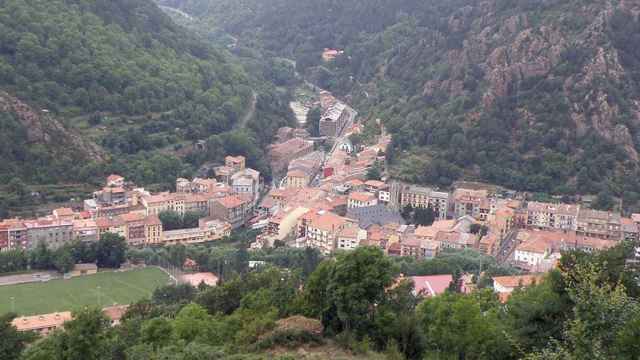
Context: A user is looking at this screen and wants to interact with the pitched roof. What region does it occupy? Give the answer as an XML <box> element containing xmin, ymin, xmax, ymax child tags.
<box><xmin>216</xmin><ymin>195</ymin><xmax>249</xmax><ymax>209</ymax></box>
<box><xmin>410</xmin><ymin>274</ymin><xmax>454</xmax><ymax>297</ymax></box>
<box><xmin>349</xmin><ymin>192</ymin><xmax>376</xmax><ymax>203</ymax></box>
<box><xmin>12</xmin><ymin>312</ymin><xmax>72</xmax><ymax>332</ymax></box>
<box><xmin>309</xmin><ymin>211</ymin><xmax>348</xmax><ymax>232</ymax></box>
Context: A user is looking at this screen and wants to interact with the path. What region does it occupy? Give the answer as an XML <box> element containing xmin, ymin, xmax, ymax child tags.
<box><xmin>235</xmin><ymin>90</ymin><xmax>257</xmax><ymax>129</ymax></box>
<box><xmin>158</xmin><ymin>5</ymin><xmax>194</xmax><ymax>21</ymax></box>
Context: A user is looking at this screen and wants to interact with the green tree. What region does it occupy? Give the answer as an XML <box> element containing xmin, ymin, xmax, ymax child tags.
<box><xmin>306</xmin><ymin>247</ymin><xmax>397</xmax><ymax>336</ymax></box>
<box><xmin>418</xmin><ymin>290</ymin><xmax>512</xmax><ymax>359</ymax></box>
<box><xmin>96</xmin><ymin>233</ymin><xmax>127</xmax><ymax>268</ymax></box>
<box><xmin>30</xmin><ymin>241</ymin><xmax>52</xmax><ymax>270</ymax></box>
<box><xmin>53</xmin><ymin>248</ymin><xmax>75</xmax><ymax>274</ymax></box>
<box><xmin>0</xmin><ymin>313</ymin><xmax>36</xmax><ymax>360</ymax></box>
<box><xmin>305</xmin><ymin>107</ymin><xmax>322</xmax><ymax>137</ymax></box>
<box><xmin>140</xmin><ymin>317</ymin><xmax>173</xmax><ymax>346</ymax></box>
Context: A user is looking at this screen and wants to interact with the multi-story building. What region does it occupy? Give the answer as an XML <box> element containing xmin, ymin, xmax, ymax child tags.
<box><xmin>225</xmin><ymin>155</ymin><xmax>246</xmax><ymax>172</ymax></box>
<box><xmin>72</xmin><ymin>219</ymin><xmax>99</xmax><ymax>243</ymax></box>
<box><xmin>399</xmin><ymin>184</ymin><xmax>450</xmax><ymax>220</ymax></box>
<box><xmin>576</xmin><ymin>209</ymin><xmax>622</xmax><ymax>240</ymax></box>
<box><xmin>319</xmin><ymin>102</ymin><xmax>356</xmax><ymax>137</ymax></box>
<box><xmin>7</xmin><ymin>221</ymin><xmax>28</xmax><ymax>250</ymax></box>
<box><xmin>303</xmin><ymin>210</ymin><xmax>353</xmax><ymax>254</ymax></box>
<box><xmin>12</xmin><ymin>312</ymin><xmax>73</xmax><ymax>336</ymax></box>
<box><xmin>268</xmin><ymin>137</ymin><xmax>314</xmax><ymax>175</ymax></box>
<box><xmin>526</xmin><ymin>201</ymin><xmax>579</xmax><ymax>231</ymax></box>
<box><xmin>210</xmin><ymin>195</ymin><xmax>253</xmax><ymax>229</ymax></box>
<box><xmin>0</xmin><ymin>223</ymin><xmax>8</xmax><ymax>250</ymax></box>
<box><xmin>24</xmin><ymin>219</ymin><xmax>74</xmax><ymax>250</ymax></box>
<box><xmin>285</xmin><ymin>169</ymin><xmax>311</xmax><ymax>189</ymax></box>
<box><xmin>453</xmin><ymin>188</ymin><xmax>489</xmax><ymax>220</ymax></box>
<box><xmin>348</xmin><ymin>192</ymin><xmax>378</xmax><ymax>208</ymax></box>
<box><xmin>231</xmin><ymin>168</ymin><xmax>261</xmax><ymax>203</ymax></box>
<box><xmin>144</xmin><ymin>215</ymin><xmax>163</xmax><ymax>245</ymax></box>
<box><xmin>96</xmin><ymin>217</ymin><xmax>126</xmax><ymax>238</ymax></box>
<box><xmin>336</xmin><ymin>226</ymin><xmax>365</xmax><ymax>250</ymax></box>
<box><xmin>162</xmin><ymin>219</ymin><xmax>231</xmax><ymax>246</ymax></box>
<box><xmin>621</xmin><ymin>217</ymin><xmax>640</xmax><ymax>242</ymax></box>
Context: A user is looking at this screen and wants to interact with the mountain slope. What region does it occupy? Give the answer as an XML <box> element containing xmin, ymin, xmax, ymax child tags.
<box><xmin>162</xmin><ymin>0</ymin><xmax>640</xmax><ymax>206</ymax></box>
<box><xmin>0</xmin><ymin>0</ymin><xmax>293</xmax><ymax>190</ymax></box>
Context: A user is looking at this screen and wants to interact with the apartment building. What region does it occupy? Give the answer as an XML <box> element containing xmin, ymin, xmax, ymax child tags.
<box><xmin>24</xmin><ymin>219</ymin><xmax>74</xmax><ymax>250</ymax></box>
<box><xmin>210</xmin><ymin>195</ymin><xmax>253</xmax><ymax>229</ymax></box>
<box><xmin>526</xmin><ymin>201</ymin><xmax>579</xmax><ymax>231</ymax></box>
<box><xmin>162</xmin><ymin>219</ymin><xmax>231</xmax><ymax>246</ymax></box>
<box><xmin>399</xmin><ymin>184</ymin><xmax>449</xmax><ymax>220</ymax></box>
<box><xmin>452</xmin><ymin>188</ymin><xmax>489</xmax><ymax>220</ymax></box>
<box><xmin>576</xmin><ymin>209</ymin><xmax>622</xmax><ymax>240</ymax></box>
<box><xmin>268</xmin><ymin>137</ymin><xmax>314</xmax><ymax>175</ymax></box>
<box><xmin>303</xmin><ymin>210</ymin><xmax>353</xmax><ymax>255</ymax></box>
<box><xmin>347</xmin><ymin>192</ymin><xmax>378</xmax><ymax>208</ymax></box>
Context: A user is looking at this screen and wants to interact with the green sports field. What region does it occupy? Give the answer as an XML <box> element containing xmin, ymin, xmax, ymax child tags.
<box><xmin>0</xmin><ymin>267</ymin><xmax>172</xmax><ymax>316</ymax></box>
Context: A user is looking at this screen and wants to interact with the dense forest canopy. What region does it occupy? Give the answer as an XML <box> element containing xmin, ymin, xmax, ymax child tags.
<box><xmin>160</xmin><ymin>0</ymin><xmax>640</xmax><ymax>209</ymax></box>
<box><xmin>0</xmin><ymin>0</ymin><xmax>295</xmax><ymax>205</ymax></box>
<box><xmin>2</xmin><ymin>244</ymin><xmax>639</xmax><ymax>359</ymax></box>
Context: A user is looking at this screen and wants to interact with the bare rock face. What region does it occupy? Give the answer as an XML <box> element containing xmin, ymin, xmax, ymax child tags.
<box><xmin>0</xmin><ymin>91</ymin><xmax>106</xmax><ymax>162</ymax></box>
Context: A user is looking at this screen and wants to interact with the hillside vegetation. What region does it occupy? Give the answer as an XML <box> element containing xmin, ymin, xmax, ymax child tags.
<box><xmin>161</xmin><ymin>0</ymin><xmax>640</xmax><ymax>208</ymax></box>
<box><xmin>0</xmin><ymin>0</ymin><xmax>294</xmax><ymax>213</ymax></box>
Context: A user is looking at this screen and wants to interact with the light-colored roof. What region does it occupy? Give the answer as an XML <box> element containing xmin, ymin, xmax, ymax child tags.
<box><xmin>493</xmin><ymin>274</ymin><xmax>544</xmax><ymax>289</ymax></box>
<box><xmin>12</xmin><ymin>312</ymin><xmax>72</xmax><ymax>332</ymax></box>
<box><xmin>102</xmin><ymin>305</ymin><xmax>128</xmax><ymax>322</ymax></box>
<box><xmin>410</xmin><ymin>275</ymin><xmax>454</xmax><ymax>297</ymax></box>
<box><xmin>181</xmin><ymin>272</ymin><xmax>219</xmax><ymax>287</ymax></box>
<box><xmin>53</xmin><ymin>208</ymin><xmax>74</xmax><ymax>217</ymax></box>
<box><xmin>349</xmin><ymin>192</ymin><xmax>376</xmax><ymax>203</ymax></box>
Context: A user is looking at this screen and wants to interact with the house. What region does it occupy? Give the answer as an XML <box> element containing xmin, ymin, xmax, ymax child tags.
<box><xmin>181</xmin><ymin>272</ymin><xmax>219</xmax><ymax>287</ymax></box>
<box><xmin>621</xmin><ymin>217</ymin><xmax>640</xmax><ymax>242</ymax></box>
<box><xmin>285</xmin><ymin>169</ymin><xmax>311</xmax><ymax>189</ymax></box>
<box><xmin>12</xmin><ymin>312</ymin><xmax>73</xmax><ymax>336</ymax></box>
<box><xmin>322</xmin><ymin>48</ymin><xmax>344</xmax><ymax>62</ymax></box>
<box><xmin>269</xmin><ymin>137</ymin><xmax>314</xmax><ymax>175</ymax></box>
<box><xmin>102</xmin><ymin>305</ymin><xmax>129</xmax><ymax>327</ymax></box>
<box><xmin>514</xmin><ymin>230</ymin><xmax>617</xmax><ymax>270</ymax></box>
<box><xmin>210</xmin><ymin>195</ymin><xmax>253</xmax><ymax>229</ymax></box>
<box><xmin>348</xmin><ymin>192</ymin><xmax>378</xmax><ymax>208</ymax></box>
<box><xmin>225</xmin><ymin>155</ymin><xmax>246</xmax><ymax>172</ymax></box>
<box><xmin>106</xmin><ymin>174</ymin><xmax>125</xmax><ymax>188</ymax></box>
<box><xmin>493</xmin><ymin>274</ymin><xmax>544</xmax><ymax>302</ymax></box>
<box><xmin>71</xmin><ymin>263</ymin><xmax>98</xmax><ymax>277</ymax></box>
<box><xmin>96</xmin><ymin>217</ymin><xmax>126</xmax><ymax>238</ymax></box>
<box><xmin>336</xmin><ymin>226</ymin><xmax>366</xmax><ymax>250</ymax></box>
<box><xmin>52</xmin><ymin>207</ymin><xmax>75</xmax><ymax>221</ymax></box>
<box><xmin>410</xmin><ymin>274</ymin><xmax>454</xmax><ymax>297</ymax></box>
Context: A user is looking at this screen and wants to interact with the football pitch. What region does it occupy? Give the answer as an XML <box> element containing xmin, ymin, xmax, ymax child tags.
<box><xmin>0</xmin><ymin>267</ymin><xmax>172</xmax><ymax>316</ymax></box>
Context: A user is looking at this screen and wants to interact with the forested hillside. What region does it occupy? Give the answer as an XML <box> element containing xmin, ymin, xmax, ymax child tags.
<box><xmin>0</xmin><ymin>0</ymin><xmax>294</xmax><ymax>192</ymax></box>
<box><xmin>160</xmin><ymin>0</ymin><xmax>640</xmax><ymax>208</ymax></box>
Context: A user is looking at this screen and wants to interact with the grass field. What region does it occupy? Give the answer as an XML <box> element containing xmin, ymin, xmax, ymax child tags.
<box><xmin>0</xmin><ymin>267</ymin><xmax>172</xmax><ymax>315</ymax></box>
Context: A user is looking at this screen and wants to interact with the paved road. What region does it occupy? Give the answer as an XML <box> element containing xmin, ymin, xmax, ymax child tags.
<box><xmin>0</xmin><ymin>271</ymin><xmax>59</xmax><ymax>286</ymax></box>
